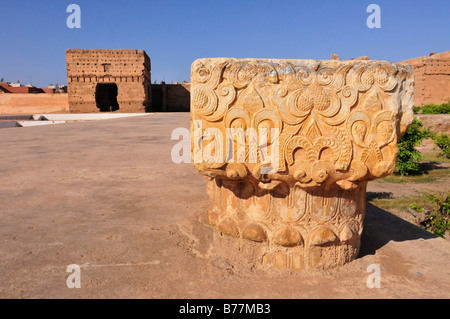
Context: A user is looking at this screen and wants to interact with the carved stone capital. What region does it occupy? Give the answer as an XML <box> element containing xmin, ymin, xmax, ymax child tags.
<box><xmin>190</xmin><ymin>58</ymin><xmax>414</xmax><ymax>270</ymax></box>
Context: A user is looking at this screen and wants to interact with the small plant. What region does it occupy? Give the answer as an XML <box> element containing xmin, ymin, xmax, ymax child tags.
<box><xmin>409</xmin><ymin>192</ymin><xmax>450</xmax><ymax>238</ymax></box>
<box><xmin>413</xmin><ymin>106</ymin><xmax>421</xmax><ymax>114</ymax></box>
<box><xmin>433</xmin><ymin>133</ymin><xmax>450</xmax><ymax>159</ymax></box>
<box><xmin>396</xmin><ymin>118</ymin><xmax>431</xmax><ymax>176</ymax></box>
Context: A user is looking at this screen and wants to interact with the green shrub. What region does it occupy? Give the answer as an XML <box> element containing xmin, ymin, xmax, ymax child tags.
<box><xmin>410</xmin><ymin>192</ymin><xmax>450</xmax><ymax>238</ymax></box>
<box><xmin>396</xmin><ymin>118</ymin><xmax>431</xmax><ymax>176</ymax></box>
<box><xmin>419</xmin><ymin>103</ymin><xmax>450</xmax><ymax>114</ymax></box>
<box><xmin>413</xmin><ymin>106</ymin><xmax>421</xmax><ymax>114</ymax></box>
<box><xmin>433</xmin><ymin>133</ymin><xmax>450</xmax><ymax>159</ymax></box>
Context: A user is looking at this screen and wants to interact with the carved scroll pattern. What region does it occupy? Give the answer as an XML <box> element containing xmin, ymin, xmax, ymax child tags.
<box><xmin>191</xmin><ymin>59</ymin><xmax>409</xmax><ymax>186</ymax></box>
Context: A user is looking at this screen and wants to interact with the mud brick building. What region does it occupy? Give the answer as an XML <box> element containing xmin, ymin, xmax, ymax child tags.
<box><xmin>66</xmin><ymin>49</ymin><xmax>151</xmax><ymax>112</ymax></box>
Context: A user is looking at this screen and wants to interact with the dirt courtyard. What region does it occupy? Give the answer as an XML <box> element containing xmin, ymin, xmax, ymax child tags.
<box><xmin>0</xmin><ymin>113</ymin><xmax>449</xmax><ymax>299</ymax></box>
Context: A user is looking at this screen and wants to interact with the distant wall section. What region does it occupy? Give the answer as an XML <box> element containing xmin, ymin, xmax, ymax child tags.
<box><xmin>400</xmin><ymin>51</ymin><xmax>450</xmax><ymax>106</ymax></box>
<box><xmin>0</xmin><ymin>93</ymin><xmax>69</xmax><ymax>114</ymax></box>
<box><xmin>151</xmin><ymin>83</ymin><xmax>190</xmax><ymax>112</ymax></box>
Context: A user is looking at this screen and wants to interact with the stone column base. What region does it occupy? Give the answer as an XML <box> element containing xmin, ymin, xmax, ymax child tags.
<box><xmin>206</xmin><ymin>179</ymin><xmax>366</xmax><ymax>271</ymax></box>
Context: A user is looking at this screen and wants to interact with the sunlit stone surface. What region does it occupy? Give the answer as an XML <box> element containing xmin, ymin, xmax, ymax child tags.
<box><xmin>190</xmin><ymin>58</ymin><xmax>414</xmax><ymax>270</ymax></box>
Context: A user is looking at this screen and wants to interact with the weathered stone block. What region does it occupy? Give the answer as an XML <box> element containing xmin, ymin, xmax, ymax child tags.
<box><xmin>190</xmin><ymin>58</ymin><xmax>414</xmax><ymax>270</ymax></box>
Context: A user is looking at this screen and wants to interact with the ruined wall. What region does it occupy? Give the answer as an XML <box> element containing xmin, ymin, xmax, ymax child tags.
<box><xmin>415</xmin><ymin>114</ymin><xmax>450</xmax><ymax>134</ymax></box>
<box><xmin>66</xmin><ymin>49</ymin><xmax>151</xmax><ymax>113</ymax></box>
<box><xmin>0</xmin><ymin>92</ymin><xmax>69</xmax><ymax>114</ymax></box>
<box><xmin>400</xmin><ymin>51</ymin><xmax>450</xmax><ymax>106</ymax></box>
<box><xmin>151</xmin><ymin>83</ymin><xmax>190</xmax><ymax>112</ymax></box>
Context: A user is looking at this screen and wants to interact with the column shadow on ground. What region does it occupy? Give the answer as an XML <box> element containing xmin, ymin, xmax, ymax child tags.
<box><xmin>359</xmin><ymin>203</ymin><xmax>437</xmax><ymax>257</ymax></box>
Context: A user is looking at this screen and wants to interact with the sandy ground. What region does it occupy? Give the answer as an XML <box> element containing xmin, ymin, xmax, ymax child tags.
<box><xmin>368</xmin><ymin>174</ymin><xmax>450</xmax><ymax>199</ymax></box>
<box><xmin>0</xmin><ymin>113</ymin><xmax>449</xmax><ymax>299</ymax></box>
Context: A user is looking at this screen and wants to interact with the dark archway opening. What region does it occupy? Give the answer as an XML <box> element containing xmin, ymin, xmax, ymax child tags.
<box><xmin>95</xmin><ymin>83</ymin><xmax>119</xmax><ymax>112</ymax></box>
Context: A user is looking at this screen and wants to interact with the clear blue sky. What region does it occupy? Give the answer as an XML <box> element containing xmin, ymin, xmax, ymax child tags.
<box><xmin>0</xmin><ymin>0</ymin><xmax>448</xmax><ymax>87</ymax></box>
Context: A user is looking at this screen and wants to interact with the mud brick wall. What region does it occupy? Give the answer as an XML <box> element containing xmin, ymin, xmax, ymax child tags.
<box><xmin>151</xmin><ymin>83</ymin><xmax>190</xmax><ymax>112</ymax></box>
<box><xmin>0</xmin><ymin>92</ymin><xmax>69</xmax><ymax>114</ymax></box>
<box><xmin>400</xmin><ymin>51</ymin><xmax>450</xmax><ymax>106</ymax></box>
